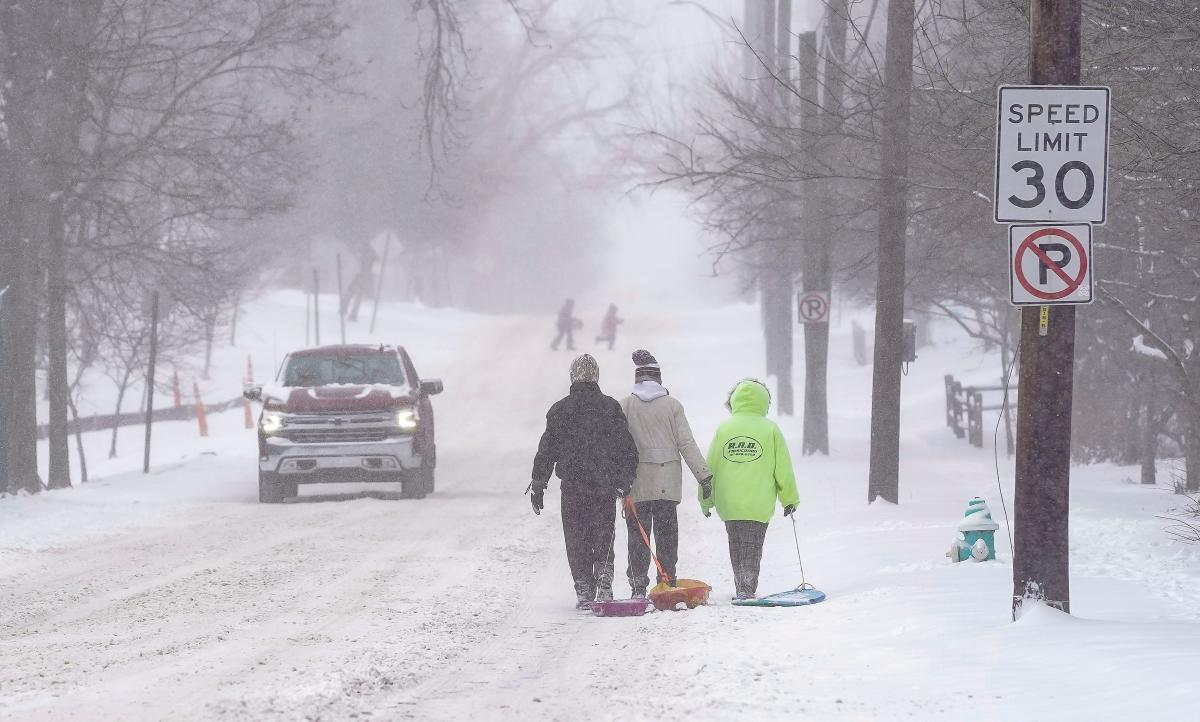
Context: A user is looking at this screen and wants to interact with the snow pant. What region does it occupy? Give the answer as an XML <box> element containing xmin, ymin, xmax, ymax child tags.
<box><xmin>595</xmin><ymin>334</ymin><xmax>616</xmax><ymax>350</ymax></box>
<box><xmin>561</xmin><ymin>491</ymin><xmax>616</xmax><ymax>600</ymax></box>
<box><xmin>625</xmin><ymin>499</ymin><xmax>679</xmax><ymax>592</ymax></box>
<box><xmin>725</xmin><ymin>520</ymin><xmax>768</xmax><ymax>597</ymax></box>
<box><xmin>551</xmin><ymin>326</ymin><xmax>575</xmax><ymax>350</ymax></box>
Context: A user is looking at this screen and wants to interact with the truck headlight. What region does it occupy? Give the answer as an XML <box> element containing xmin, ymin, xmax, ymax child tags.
<box><xmin>261</xmin><ymin>412</ymin><xmax>286</xmax><ymax>435</ymax></box>
<box><xmin>395</xmin><ymin>407</ymin><xmax>418</xmax><ymax>431</ymax></box>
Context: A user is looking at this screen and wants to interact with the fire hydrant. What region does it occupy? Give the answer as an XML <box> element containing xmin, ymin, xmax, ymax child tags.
<box><xmin>947</xmin><ymin>497</ymin><xmax>1000</xmax><ymax>562</ymax></box>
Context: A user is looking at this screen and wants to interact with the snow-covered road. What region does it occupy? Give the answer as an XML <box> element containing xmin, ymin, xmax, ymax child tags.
<box><xmin>3</xmin><ymin>294</ymin><xmax>1199</xmax><ymax>721</ymax></box>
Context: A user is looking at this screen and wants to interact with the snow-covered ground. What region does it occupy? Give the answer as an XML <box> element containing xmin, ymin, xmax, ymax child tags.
<box><xmin>3</xmin><ymin>290</ymin><xmax>1199</xmax><ymax>721</ymax></box>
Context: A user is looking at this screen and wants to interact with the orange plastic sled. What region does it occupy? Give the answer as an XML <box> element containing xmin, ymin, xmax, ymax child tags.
<box><xmin>648</xmin><ymin>579</ymin><xmax>712</xmax><ymax>611</ymax></box>
<box><xmin>625</xmin><ymin>498</ymin><xmax>712</xmax><ymax>612</ymax></box>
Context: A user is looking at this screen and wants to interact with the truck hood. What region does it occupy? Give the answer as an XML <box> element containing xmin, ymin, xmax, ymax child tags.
<box><xmin>264</xmin><ymin>384</ymin><xmax>416</xmax><ymax>413</ymax></box>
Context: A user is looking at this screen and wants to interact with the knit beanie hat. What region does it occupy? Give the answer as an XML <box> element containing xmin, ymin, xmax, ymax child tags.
<box><xmin>569</xmin><ymin>353</ymin><xmax>600</xmax><ymax>384</ymax></box>
<box><xmin>632</xmin><ymin>349</ymin><xmax>661</xmax><ymax>383</ymax></box>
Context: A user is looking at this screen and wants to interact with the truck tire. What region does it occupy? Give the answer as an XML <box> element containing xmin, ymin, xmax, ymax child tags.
<box><xmin>401</xmin><ymin>476</ymin><xmax>426</xmax><ymax>500</ymax></box>
<box><xmin>259</xmin><ymin>471</ymin><xmax>292</xmax><ymax>504</ymax></box>
<box><xmin>419</xmin><ymin>461</ymin><xmax>435</xmax><ymax>497</ymax></box>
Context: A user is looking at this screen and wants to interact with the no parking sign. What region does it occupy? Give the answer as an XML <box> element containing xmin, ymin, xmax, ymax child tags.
<box><xmin>797</xmin><ymin>291</ymin><xmax>830</xmax><ymax>324</ymax></box>
<box><xmin>1009</xmin><ymin>223</ymin><xmax>1093</xmax><ymax>306</ymax></box>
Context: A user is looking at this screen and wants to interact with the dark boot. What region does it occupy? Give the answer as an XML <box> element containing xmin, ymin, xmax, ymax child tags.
<box><xmin>575</xmin><ymin>580</ymin><xmax>596</xmax><ymax>610</ymax></box>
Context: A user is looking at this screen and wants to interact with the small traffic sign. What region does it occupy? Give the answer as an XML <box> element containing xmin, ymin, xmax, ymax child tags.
<box><xmin>1009</xmin><ymin>223</ymin><xmax>1093</xmax><ymax>306</ymax></box>
<box><xmin>797</xmin><ymin>291</ymin><xmax>830</xmax><ymax>323</ymax></box>
<box><xmin>995</xmin><ymin>85</ymin><xmax>1110</xmax><ymax>225</ymax></box>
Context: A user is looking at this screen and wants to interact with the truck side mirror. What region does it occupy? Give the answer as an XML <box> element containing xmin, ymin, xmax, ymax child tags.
<box><xmin>243</xmin><ymin>383</ymin><xmax>263</xmax><ymax>402</ymax></box>
<box><xmin>420</xmin><ymin>379</ymin><xmax>444</xmax><ymax>396</ymax></box>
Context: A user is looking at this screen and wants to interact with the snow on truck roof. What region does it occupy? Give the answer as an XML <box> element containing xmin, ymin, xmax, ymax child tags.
<box><xmin>289</xmin><ymin>344</ymin><xmax>403</xmax><ymax>357</ymax></box>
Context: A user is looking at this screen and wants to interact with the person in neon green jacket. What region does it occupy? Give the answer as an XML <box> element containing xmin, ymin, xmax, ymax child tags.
<box><xmin>700</xmin><ymin>379</ymin><xmax>799</xmax><ymax>599</ymax></box>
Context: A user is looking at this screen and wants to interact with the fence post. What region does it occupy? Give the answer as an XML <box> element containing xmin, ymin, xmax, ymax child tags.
<box><xmin>243</xmin><ymin>355</ymin><xmax>254</xmax><ymax>429</ymax></box>
<box><xmin>951</xmin><ymin>380</ymin><xmax>965</xmax><ymax>438</ymax></box>
<box><xmin>968</xmin><ymin>390</ymin><xmax>984</xmax><ymax>448</ymax></box>
<box><xmin>945</xmin><ymin>375</ymin><xmax>955</xmax><ymax>428</ymax></box>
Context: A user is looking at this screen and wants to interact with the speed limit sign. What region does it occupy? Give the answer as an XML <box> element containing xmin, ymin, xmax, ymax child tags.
<box><xmin>994</xmin><ymin>85</ymin><xmax>1110</xmax><ymax>225</ymax></box>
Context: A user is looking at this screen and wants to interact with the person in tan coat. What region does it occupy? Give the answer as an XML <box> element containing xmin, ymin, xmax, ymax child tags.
<box><xmin>619</xmin><ymin>350</ymin><xmax>712</xmax><ymax>597</ymax></box>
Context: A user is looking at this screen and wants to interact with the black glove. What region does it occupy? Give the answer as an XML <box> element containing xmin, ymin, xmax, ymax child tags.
<box><xmin>699</xmin><ymin>475</ymin><xmax>713</xmax><ymax>500</ymax></box>
<box><xmin>529</xmin><ymin>479</ymin><xmax>547</xmax><ymax>515</ymax></box>
<box><xmin>783</xmin><ymin>504</ymin><xmax>796</xmax><ymax>517</ymax></box>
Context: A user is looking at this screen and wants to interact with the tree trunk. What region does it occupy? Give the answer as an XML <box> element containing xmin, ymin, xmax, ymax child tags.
<box><xmin>798</xmin><ymin>0</ymin><xmax>849</xmax><ymax>454</ymax></box>
<box><xmin>1185</xmin><ymin>401</ymin><xmax>1200</xmax><ymax>493</ymax></box>
<box><xmin>229</xmin><ymin>294</ymin><xmax>240</xmax><ymax>346</ymax></box>
<box><xmin>109</xmin><ymin>379</ymin><xmax>129</xmax><ymax>459</ymax></box>
<box><xmin>1139</xmin><ymin>390</ymin><xmax>1157</xmax><ymax>485</ymax></box>
<box><xmin>203</xmin><ymin>316</ymin><xmax>215</xmax><ymax>380</ymax></box>
<box><xmin>763</xmin><ymin>264</ymin><xmax>794</xmax><ymax>414</ymax></box>
<box><xmin>46</xmin><ymin>199</ymin><xmax>71</xmax><ymax>489</ymax></box>
<box><xmin>69</xmin><ymin>397</ymin><xmax>88</xmax><ymax>484</ymax></box>
<box><xmin>0</xmin><ymin>0</ymin><xmax>102</xmax><ymax>496</ymax></box>
<box><xmin>0</xmin><ymin>250</ymin><xmax>42</xmax><ymax>494</ymax></box>
<box><xmin>867</xmin><ymin>0</ymin><xmax>916</xmax><ymax>504</ymax></box>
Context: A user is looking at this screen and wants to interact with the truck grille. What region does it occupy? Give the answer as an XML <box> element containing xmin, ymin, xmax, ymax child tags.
<box><xmin>281</xmin><ymin>413</ymin><xmax>396</xmax><ymax>444</ymax></box>
<box><xmin>285</xmin><ymin>427</ymin><xmax>390</xmax><ymax>444</ymax></box>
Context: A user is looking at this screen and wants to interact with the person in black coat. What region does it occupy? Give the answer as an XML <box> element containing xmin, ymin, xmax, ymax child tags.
<box><xmin>550</xmin><ymin>299</ymin><xmax>579</xmax><ymax>351</ymax></box>
<box><xmin>530</xmin><ymin>354</ymin><xmax>638</xmax><ymax>608</ymax></box>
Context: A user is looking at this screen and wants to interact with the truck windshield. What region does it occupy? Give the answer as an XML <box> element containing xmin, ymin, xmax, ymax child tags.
<box><xmin>282</xmin><ymin>353</ymin><xmax>406</xmax><ymax>387</ymax></box>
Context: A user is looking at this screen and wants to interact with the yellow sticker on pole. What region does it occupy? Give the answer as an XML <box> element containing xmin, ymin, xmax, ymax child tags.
<box><xmin>1039</xmin><ymin>306</ymin><xmax>1049</xmax><ymax>337</ymax></box>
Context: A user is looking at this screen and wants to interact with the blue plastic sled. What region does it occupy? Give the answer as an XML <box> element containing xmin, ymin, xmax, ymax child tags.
<box><xmin>732</xmin><ymin>583</ymin><xmax>827</xmax><ymax>607</ymax></box>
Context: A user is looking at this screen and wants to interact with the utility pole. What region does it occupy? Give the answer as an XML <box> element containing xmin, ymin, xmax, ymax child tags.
<box><xmin>142</xmin><ymin>291</ymin><xmax>159</xmax><ymax>475</ymax></box>
<box><xmin>798</xmin><ymin>30</ymin><xmax>826</xmax><ymax>453</ymax></box>
<box><xmin>369</xmin><ymin>234</ymin><xmax>391</xmax><ymax>334</ymax></box>
<box><xmin>336</xmin><ymin>253</ymin><xmax>347</xmax><ymax>345</ymax></box>
<box><xmin>1011</xmin><ymin>0</ymin><xmax>1082</xmax><ymax>618</ymax></box>
<box><xmin>312</xmin><ymin>268</ymin><xmax>321</xmax><ymax>346</ymax></box>
<box><xmin>0</xmin><ymin>285</ymin><xmax>8</xmax><ymax>492</ymax></box>
<box><xmin>764</xmin><ymin>0</ymin><xmax>795</xmax><ymax>415</ymax></box>
<box><xmin>867</xmin><ymin>0</ymin><xmax>916</xmax><ymax>503</ymax></box>
<box><xmin>799</xmin><ymin>1</ymin><xmax>849</xmax><ymax>455</ymax></box>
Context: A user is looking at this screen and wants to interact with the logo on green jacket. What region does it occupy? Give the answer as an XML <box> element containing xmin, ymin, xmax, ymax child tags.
<box><xmin>723</xmin><ymin>436</ymin><xmax>762</xmax><ymax>463</ymax></box>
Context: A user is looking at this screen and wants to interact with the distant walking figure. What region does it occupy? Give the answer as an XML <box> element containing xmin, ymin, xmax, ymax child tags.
<box><xmin>595</xmin><ymin>304</ymin><xmax>624</xmax><ymax>350</ymax></box>
<box><xmin>551</xmin><ymin>299</ymin><xmax>580</xmax><ymax>351</ymax></box>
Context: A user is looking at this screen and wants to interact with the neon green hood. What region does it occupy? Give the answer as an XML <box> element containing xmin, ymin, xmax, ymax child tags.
<box><xmin>702</xmin><ymin>380</ymin><xmax>798</xmax><ymax>523</ymax></box>
<box><xmin>728</xmin><ymin>380</ymin><xmax>770</xmax><ymax>416</ymax></box>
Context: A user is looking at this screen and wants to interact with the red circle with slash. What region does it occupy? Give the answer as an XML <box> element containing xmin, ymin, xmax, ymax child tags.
<box><xmin>1014</xmin><ymin>227</ymin><xmax>1088</xmax><ymax>301</ymax></box>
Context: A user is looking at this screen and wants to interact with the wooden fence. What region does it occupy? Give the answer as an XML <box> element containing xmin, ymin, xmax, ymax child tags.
<box><xmin>945</xmin><ymin>375</ymin><xmax>1015</xmax><ymax>453</ymax></box>
<box><xmin>37</xmin><ymin>396</ymin><xmax>245</xmax><ymax>440</ymax></box>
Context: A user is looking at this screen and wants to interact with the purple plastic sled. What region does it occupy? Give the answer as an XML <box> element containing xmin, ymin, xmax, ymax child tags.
<box><xmin>591</xmin><ymin>598</ymin><xmax>652</xmax><ymax>617</ymax></box>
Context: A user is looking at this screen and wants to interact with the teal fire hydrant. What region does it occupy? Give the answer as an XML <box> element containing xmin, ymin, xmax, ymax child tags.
<box><xmin>947</xmin><ymin>497</ymin><xmax>1000</xmax><ymax>562</ymax></box>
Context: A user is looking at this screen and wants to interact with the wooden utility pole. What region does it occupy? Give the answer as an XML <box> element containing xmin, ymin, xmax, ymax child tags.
<box><xmin>1011</xmin><ymin>0</ymin><xmax>1082</xmax><ymax>618</ymax></box>
<box><xmin>762</xmin><ymin>0</ymin><xmax>795</xmax><ymax>415</ymax></box>
<box><xmin>799</xmin><ymin>30</ymin><xmax>826</xmax><ymax>454</ymax></box>
<box><xmin>867</xmin><ymin>0</ymin><xmax>916</xmax><ymax>503</ymax></box>
<box><xmin>142</xmin><ymin>291</ymin><xmax>159</xmax><ymax>475</ymax></box>
<box><xmin>336</xmin><ymin>253</ymin><xmax>347</xmax><ymax>345</ymax></box>
<box><xmin>369</xmin><ymin>234</ymin><xmax>392</xmax><ymax>334</ymax></box>
<box><xmin>799</xmin><ymin>1</ymin><xmax>849</xmax><ymax>455</ymax></box>
<box><xmin>312</xmin><ymin>269</ymin><xmax>321</xmax><ymax>346</ymax></box>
